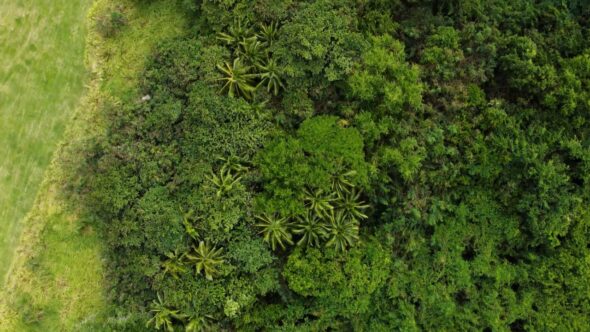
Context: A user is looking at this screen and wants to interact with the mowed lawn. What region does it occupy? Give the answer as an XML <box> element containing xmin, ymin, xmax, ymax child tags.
<box><xmin>0</xmin><ymin>0</ymin><xmax>90</xmax><ymax>279</ymax></box>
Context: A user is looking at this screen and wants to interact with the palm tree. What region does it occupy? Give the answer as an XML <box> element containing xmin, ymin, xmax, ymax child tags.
<box><xmin>256</xmin><ymin>57</ymin><xmax>285</xmax><ymax>96</ymax></box>
<box><xmin>186</xmin><ymin>242</ymin><xmax>225</xmax><ymax>280</ymax></box>
<box><xmin>147</xmin><ymin>294</ymin><xmax>186</xmax><ymax>332</ymax></box>
<box><xmin>255</xmin><ymin>213</ymin><xmax>293</xmax><ymax>250</ymax></box>
<box><xmin>217</xmin><ymin>18</ymin><xmax>254</xmax><ymax>50</ymax></box>
<box><xmin>257</xmin><ymin>21</ymin><xmax>280</xmax><ymax>47</ymax></box>
<box><xmin>324</xmin><ymin>211</ymin><xmax>359</xmax><ymax>252</ymax></box>
<box><xmin>217</xmin><ymin>155</ymin><xmax>249</xmax><ymax>174</ymax></box>
<box><xmin>303</xmin><ymin>188</ymin><xmax>336</xmax><ymax>217</ymax></box>
<box><xmin>182</xmin><ymin>209</ymin><xmax>199</xmax><ymax>240</ymax></box>
<box><xmin>216</xmin><ymin>58</ymin><xmax>258</xmax><ymax>100</ymax></box>
<box><xmin>293</xmin><ymin>212</ymin><xmax>328</xmax><ymax>247</ymax></box>
<box><xmin>331</xmin><ymin>170</ymin><xmax>357</xmax><ymax>195</ymax></box>
<box><xmin>336</xmin><ymin>189</ymin><xmax>369</xmax><ymax>221</ymax></box>
<box><xmin>162</xmin><ymin>249</ymin><xmax>187</xmax><ymax>280</ymax></box>
<box><xmin>206</xmin><ymin>165</ymin><xmax>242</xmax><ymax>198</ymax></box>
<box><xmin>250</xmin><ymin>99</ymin><xmax>269</xmax><ymax>116</ymax></box>
<box><xmin>239</xmin><ymin>37</ymin><xmax>266</xmax><ymax>65</ymax></box>
<box><xmin>185</xmin><ymin>313</ymin><xmax>214</xmax><ymax>332</ymax></box>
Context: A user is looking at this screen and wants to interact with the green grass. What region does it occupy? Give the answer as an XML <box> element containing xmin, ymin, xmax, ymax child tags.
<box><xmin>0</xmin><ymin>0</ymin><xmax>189</xmax><ymax>330</ymax></box>
<box><xmin>0</xmin><ymin>0</ymin><xmax>91</xmax><ymax>280</ymax></box>
<box><xmin>0</xmin><ymin>201</ymin><xmax>107</xmax><ymax>331</ymax></box>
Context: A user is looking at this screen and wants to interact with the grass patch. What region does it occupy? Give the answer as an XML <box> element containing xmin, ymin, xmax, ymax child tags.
<box><xmin>0</xmin><ymin>0</ymin><xmax>92</xmax><ymax>281</ymax></box>
<box><xmin>0</xmin><ymin>0</ymin><xmax>188</xmax><ymax>330</ymax></box>
<box><xmin>88</xmin><ymin>0</ymin><xmax>189</xmax><ymax>101</ymax></box>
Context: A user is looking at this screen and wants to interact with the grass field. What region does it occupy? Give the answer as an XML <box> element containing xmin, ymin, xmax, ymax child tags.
<box><xmin>0</xmin><ymin>0</ymin><xmax>188</xmax><ymax>329</ymax></box>
<box><xmin>0</xmin><ymin>0</ymin><xmax>91</xmax><ymax>280</ymax></box>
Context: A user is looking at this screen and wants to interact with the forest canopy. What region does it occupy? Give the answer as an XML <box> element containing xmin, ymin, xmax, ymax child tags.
<box><xmin>83</xmin><ymin>0</ymin><xmax>590</xmax><ymax>330</ymax></box>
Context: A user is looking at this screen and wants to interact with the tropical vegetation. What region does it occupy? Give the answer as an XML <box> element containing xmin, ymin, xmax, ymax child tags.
<box><xmin>13</xmin><ymin>0</ymin><xmax>590</xmax><ymax>330</ymax></box>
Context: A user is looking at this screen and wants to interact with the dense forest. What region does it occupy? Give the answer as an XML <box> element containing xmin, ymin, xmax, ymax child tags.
<box><xmin>82</xmin><ymin>0</ymin><xmax>590</xmax><ymax>330</ymax></box>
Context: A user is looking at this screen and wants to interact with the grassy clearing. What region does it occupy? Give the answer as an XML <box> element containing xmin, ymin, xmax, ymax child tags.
<box><xmin>0</xmin><ymin>0</ymin><xmax>91</xmax><ymax>281</ymax></box>
<box><xmin>0</xmin><ymin>0</ymin><xmax>188</xmax><ymax>330</ymax></box>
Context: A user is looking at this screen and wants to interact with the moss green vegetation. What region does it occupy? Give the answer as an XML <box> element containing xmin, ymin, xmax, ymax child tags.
<box><xmin>78</xmin><ymin>0</ymin><xmax>590</xmax><ymax>330</ymax></box>
<box><xmin>0</xmin><ymin>0</ymin><xmax>188</xmax><ymax>330</ymax></box>
<box><xmin>0</xmin><ymin>0</ymin><xmax>90</xmax><ymax>281</ymax></box>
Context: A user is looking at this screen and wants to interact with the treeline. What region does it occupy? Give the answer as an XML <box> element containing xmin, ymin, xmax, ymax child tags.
<box><xmin>84</xmin><ymin>0</ymin><xmax>590</xmax><ymax>330</ymax></box>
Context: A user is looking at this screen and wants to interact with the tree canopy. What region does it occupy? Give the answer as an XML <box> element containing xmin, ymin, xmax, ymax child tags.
<box><xmin>83</xmin><ymin>0</ymin><xmax>590</xmax><ymax>330</ymax></box>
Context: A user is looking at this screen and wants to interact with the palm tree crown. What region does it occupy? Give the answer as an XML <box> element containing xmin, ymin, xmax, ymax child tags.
<box><xmin>303</xmin><ymin>188</ymin><xmax>336</xmax><ymax>217</ymax></box>
<box><xmin>293</xmin><ymin>212</ymin><xmax>328</xmax><ymax>247</ymax></box>
<box><xmin>331</xmin><ymin>170</ymin><xmax>357</xmax><ymax>195</ymax></box>
<box><xmin>216</xmin><ymin>58</ymin><xmax>258</xmax><ymax>100</ymax></box>
<box><xmin>337</xmin><ymin>189</ymin><xmax>369</xmax><ymax>221</ymax></box>
<box><xmin>206</xmin><ymin>164</ymin><xmax>242</xmax><ymax>198</ymax></box>
<box><xmin>257</xmin><ymin>21</ymin><xmax>280</xmax><ymax>47</ymax></box>
<box><xmin>186</xmin><ymin>241</ymin><xmax>225</xmax><ymax>280</ymax></box>
<box><xmin>162</xmin><ymin>249</ymin><xmax>187</xmax><ymax>280</ymax></box>
<box><xmin>147</xmin><ymin>294</ymin><xmax>187</xmax><ymax>332</ymax></box>
<box><xmin>324</xmin><ymin>210</ymin><xmax>360</xmax><ymax>252</ymax></box>
<box><xmin>216</xmin><ymin>18</ymin><xmax>254</xmax><ymax>50</ymax></box>
<box><xmin>257</xmin><ymin>57</ymin><xmax>285</xmax><ymax>96</ymax></box>
<box><xmin>255</xmin><ymin>213</ymin><xmax>293</xmax><ymax>250</ymax></box>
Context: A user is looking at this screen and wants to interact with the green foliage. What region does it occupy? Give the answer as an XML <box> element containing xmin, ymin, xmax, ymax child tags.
<box><xmin>379</xmin><ymin>137</ymin><xmax>427</xmax><ymax>181</ymax></box>
<box><xmin>142</xmin><ymin>188</ymin><xmax>184</xmax><ymax>247</ymax></box>
<box><xmin>256</xmin><ymin>115</ymin><xmax>370</xmax><ymax>216</ymax></box>
<box><xmin>283</xmin><ymin>242</ymin><xmax>391</xmax><ymax>320</ymax></box>
<box><xmin>421</xmin><ymin>26</ymin><xmax>465</xmax><ymax>82</ymax></box>
<box><xmin>226</xmin><ymin>236</ymin><xmax>274</xmax><ymax>273</ymax></box>
<box><xmin>142</xmin><ymin>37</ymin><xmax>203</xmax><ymax>97</ymax></box>
<box><xmin>85</xmin><ymin>0</ymin><xmax>590</xmax><ymax>330</ymax></box>
<box><xmin>274</xmin><ymin>0</ymin><xmax>365</xmax><ymax>84</ymax></box>
<box><xmin>348</xmin><ymin>34</ymin><xmax>423</xmax><ymax>113</ymax></box>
